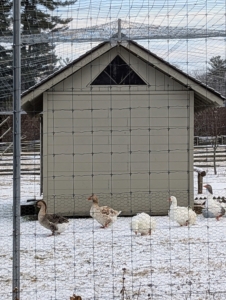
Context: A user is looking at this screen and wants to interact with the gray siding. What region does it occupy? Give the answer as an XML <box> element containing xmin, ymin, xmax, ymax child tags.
<box><xmin>43</xmin><ymin>89</ymin><xmax>194</xmax><ymax>216</ymax></box>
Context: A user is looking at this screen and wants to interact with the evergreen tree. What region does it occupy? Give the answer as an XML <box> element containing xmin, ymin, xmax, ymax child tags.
<box><xmin>0</xmin><ymin>45</ymin><xmax>13</xmax><ymax>110</ymax></box>
<box><xmin>0</xmin><ymin>0</ymin><xmax>13</xmax><ymax>110</ymax></box>
<box><xmin>0</xmin><ymin>0</ymin><xmax>77</xmax><ymax>110</ymax></box>
<box><xmin>207</xmin><ymin>56</ymin><xmax>226</xmax><ymax>75</ymax></box>
<box><xmin>192</xmin><ymin>55</ymin><xmax>226</xmax><ymax>104</ymax></box>
<box><xmin>0</xmin><ymin>0</ymin><xmax>12</xmax><ymax>35</ymax></box>
<box><xmin>207</xmin><ymin>56</ymin><xmax>226</xmax><ymax>98</ymax></box>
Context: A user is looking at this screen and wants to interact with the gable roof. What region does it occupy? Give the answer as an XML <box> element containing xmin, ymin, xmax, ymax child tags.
<box><xmin>21</xmin><ymin>39</ymin><xmax>225</xmax><ymax>114</ymax></box>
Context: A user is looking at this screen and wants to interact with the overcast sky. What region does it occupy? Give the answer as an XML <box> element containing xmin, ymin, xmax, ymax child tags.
<box><xmin>53</xmin><ymin>0</ymin><xmax>226</xmax><ymax>73</ymax></box>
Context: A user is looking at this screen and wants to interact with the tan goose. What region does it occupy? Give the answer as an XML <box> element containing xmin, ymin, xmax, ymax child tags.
<box><xmin>36</xmin><ymin>200</ymin><xmax>69</xmax><ymax>236</ymax></box>
<box><xmin>88</xmin><ymin>194</ymin><xmax>121</xmax><ymax>228</ymax></box>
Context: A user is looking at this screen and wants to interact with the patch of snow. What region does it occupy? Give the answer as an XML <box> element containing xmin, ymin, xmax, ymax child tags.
<box><xmin>1</xmin><ymin>162</ymin><xmax>226</xmax><ymax>299</ymax></box>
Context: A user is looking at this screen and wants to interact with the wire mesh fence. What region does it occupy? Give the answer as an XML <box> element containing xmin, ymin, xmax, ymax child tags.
<box><xmin>1</xmin><ymin>1</ymin><xmax>226</xmax><ymax>299</ymax></box>
<box><xmin>1</xmin><ymin>156</ymin><xmax>226</xmax><ymax>299</ymax></box>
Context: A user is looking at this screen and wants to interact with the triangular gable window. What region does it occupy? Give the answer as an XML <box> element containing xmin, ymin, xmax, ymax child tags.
<box><xmin>91</xmin><ymin>55</ymin><xmax>146</xmax><ymax>85</ymax></box>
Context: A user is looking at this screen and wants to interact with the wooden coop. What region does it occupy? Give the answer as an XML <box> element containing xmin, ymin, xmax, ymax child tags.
<box><xmin>21</xmin><ymin>39</ymin><xmax>224</xmax><ymax>216</ymax></box>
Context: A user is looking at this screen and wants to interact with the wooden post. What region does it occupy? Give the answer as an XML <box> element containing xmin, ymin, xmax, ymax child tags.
<box><xmin>194</xmin><ymin>167</ymin><xmax>206</xmax><ymax>194</ymax></box>
<box><xmin>198</xmin><ymin>173</ymin><xmax>203</xmax><ymax>194</ymax></box>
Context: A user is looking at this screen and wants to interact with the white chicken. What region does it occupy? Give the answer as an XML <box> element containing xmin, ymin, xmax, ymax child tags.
<box><xmin>131</xmin><ymin>212</ymin><xmax>156</xmax><ymax>236</ymax></box>
<box><xmin>168</xmin><ymin>196</ymin><xmax>196</xmax><ymax>226</ymax></box>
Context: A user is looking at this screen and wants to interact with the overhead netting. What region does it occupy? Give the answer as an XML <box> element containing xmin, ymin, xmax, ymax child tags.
<box><xmin>1</xmin><ymin>0</ymin><xmax>226</xmax><ymax>299</ymax></box>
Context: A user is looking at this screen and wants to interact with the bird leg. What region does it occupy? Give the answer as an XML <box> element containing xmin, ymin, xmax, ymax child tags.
<box><xmin>100</xmin><ymin>220</ymin><xmax>111</xmax><ymax>228</ymax></box>
<box><xmin>100</xmin><ymin>224</ymin><xmax>109</xmax><ymax>228</ymax></box>
<box><xmin>48</xmin><ymin>231</ymin><xmax>57</xmax><ymax>237</ymax></box>
<box><xmin>217</xmin><ymin>213</ymin><xmax>224</xmax><ymax>220</ymax></box>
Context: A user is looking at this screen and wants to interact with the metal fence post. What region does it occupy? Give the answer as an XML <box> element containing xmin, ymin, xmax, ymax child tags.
<box><xmin>12</xmin><ymin>0</ymin><xmax>21</xmax><ymax>298</ymax></box>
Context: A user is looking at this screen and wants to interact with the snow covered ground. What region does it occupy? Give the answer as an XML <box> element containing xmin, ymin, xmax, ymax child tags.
<box><xmin>1</xmin><ymin>156</ymin><xmax>226</xmax><ymax>300</ymax></box>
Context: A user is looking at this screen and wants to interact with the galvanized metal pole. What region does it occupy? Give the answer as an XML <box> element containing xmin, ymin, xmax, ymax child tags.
<box><xmin>12</xmin><ymin>0</ymin><xmax>21</xmax><ymax>298</ymax></box>
<box><xmin>118</xmin><ymin>19</ymin><xmax>121</xmax><ymax>41</ymax></box>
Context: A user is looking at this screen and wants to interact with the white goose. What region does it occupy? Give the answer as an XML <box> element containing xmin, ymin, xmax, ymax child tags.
<box><xmin>88</xmin><ymin>194</ymin><xmax>121</xmax><ymax>228</ymax></box>
<box><xmin>131</xmin><ymin>212</ymin><xmax>156</xmax><ymax>236</ymax></box>
<box><xmin>202</xmin><ymin>184</ymin><xmax>225</xmax><ymax>220</ymax></box>
<box><xmin>168</xmin><ymin>196</ymin><xmax>197</xmax><ymax>226</ymax></box>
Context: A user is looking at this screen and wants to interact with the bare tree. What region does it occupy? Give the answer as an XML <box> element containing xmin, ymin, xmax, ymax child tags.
<box><xmin>194</xmin><ymin>106</ymin><xmax>226</xmax><ymax>174</ymax></box>
<box><xmin>189</xmin><ymin>56</ymin><xmax>226</xmax><ymax>174</ymax></box>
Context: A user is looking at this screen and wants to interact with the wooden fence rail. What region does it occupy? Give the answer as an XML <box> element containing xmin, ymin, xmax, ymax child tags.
<box><xmin>0</xmin><ymin>140</ymin><xmax>40</xmax><ymax>175</ymax></box>
<box><xmin>0</xmin><ymin>140</ymin><xmax>40</xmax><ymax>154</ymax></box>
<box><xmin>194</xmin><ymin>135</ymin><xmax>226</xmax><ymax>145</ymax></box>
<box><xmin>0</xmin><ymin>140</ymin><xmax>226</xmax><ymax>176</ymax></box>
